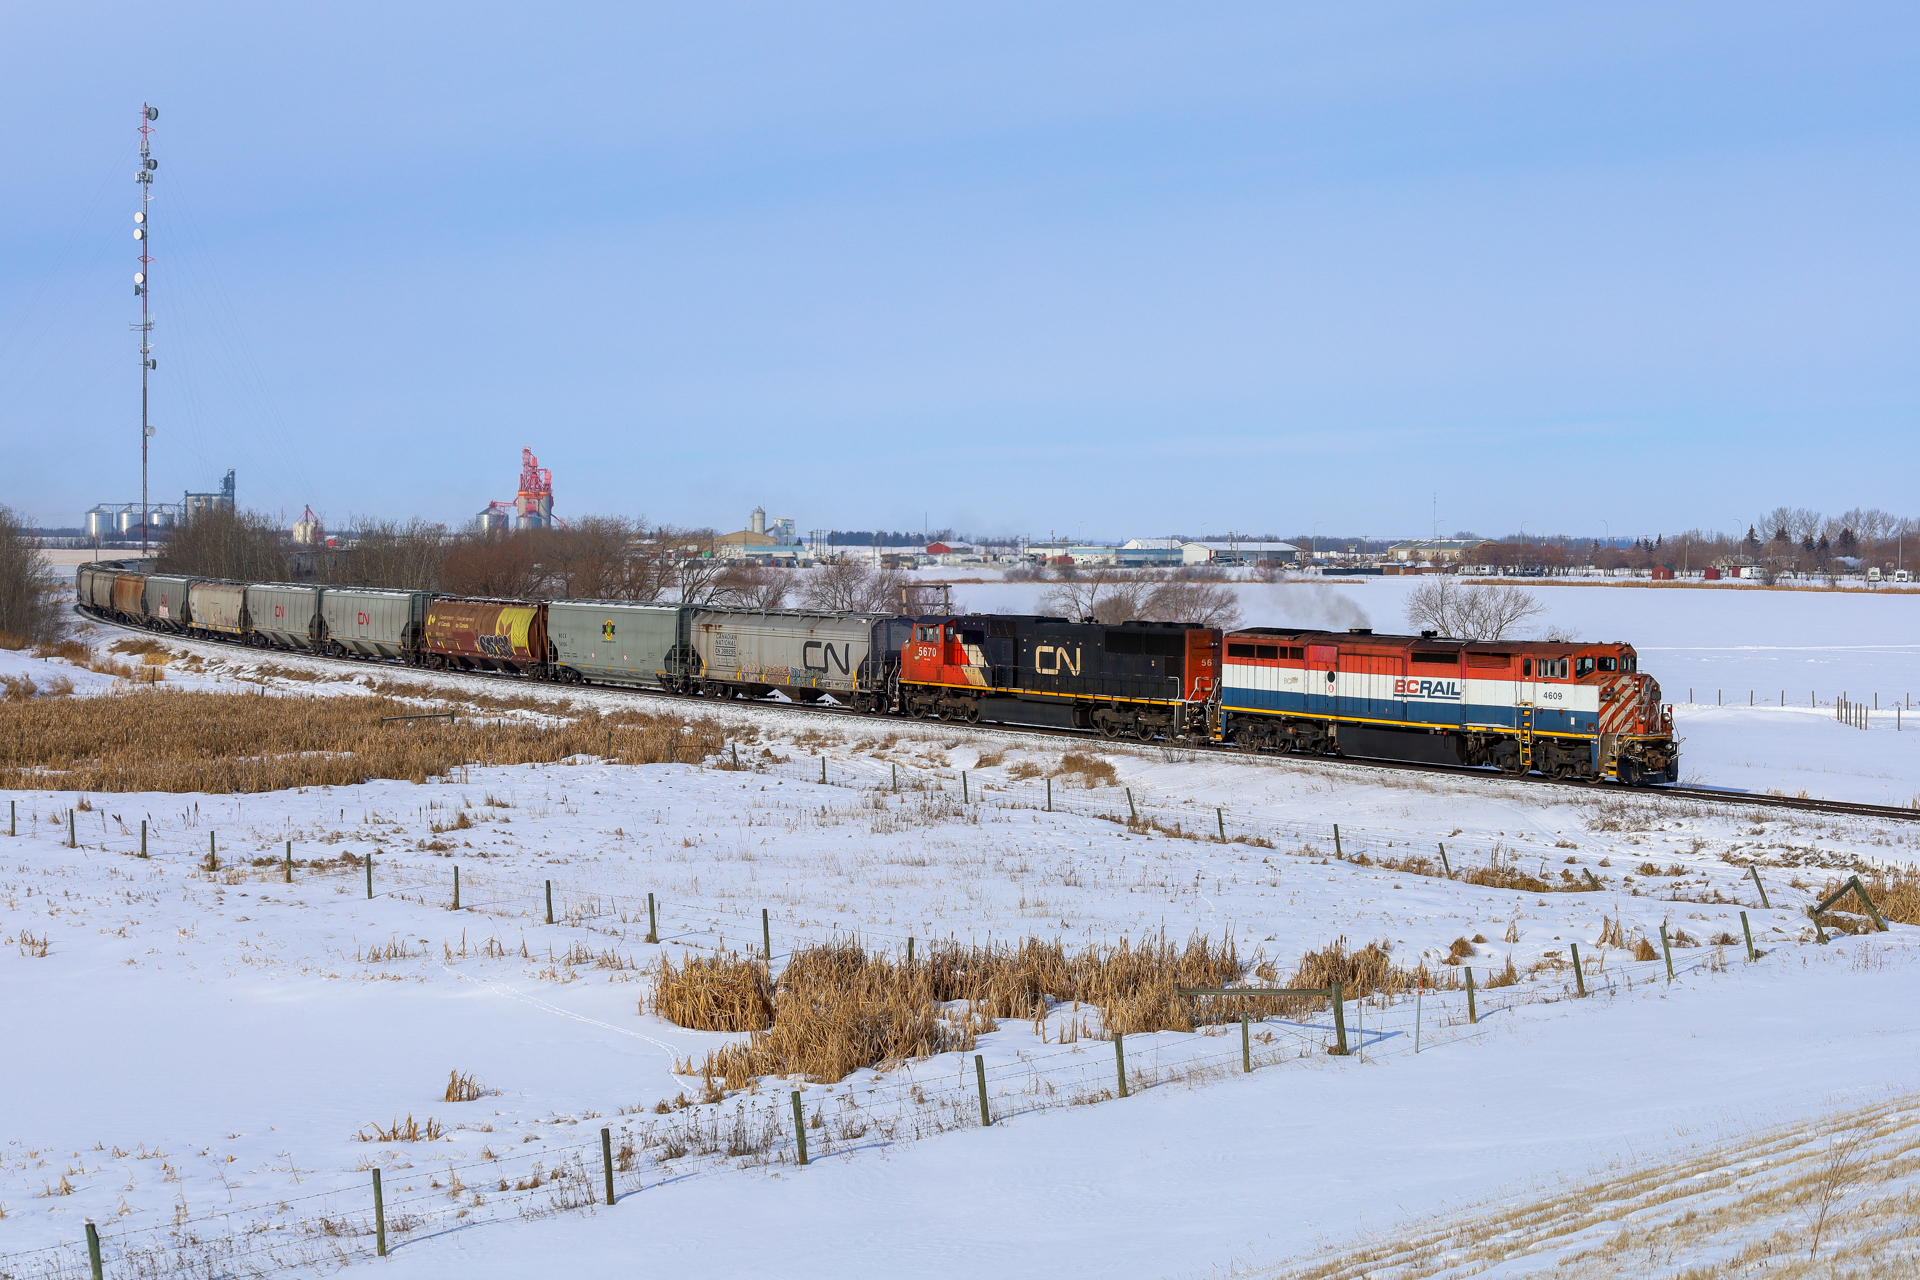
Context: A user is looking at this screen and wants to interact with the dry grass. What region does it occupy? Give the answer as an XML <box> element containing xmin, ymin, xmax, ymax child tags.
<box><xmin>651</xmin><ymin>953</ymin><xmax>774</xmax><ymax>1032</ymax></box>
<box><xmin>1284</xmin><ymin>936</ymin><xmax>1457</xmax><ymax>1010</ymax></box>
<box><xmin>1055</xmin><ymin>750</ymin><xmax>1119</xmax><ymax>787</ymax></box>
<box><xmin>356</xmin><ymin>1114</ymin><xmax>445</xmax><ymax>1142</ymax></box>
<box><xmin>0</xmin><ymin>688</ymin><xmax>730</xmax><ymax>793</ymax></box>
<box><xmin>660</xmin><ymin>931</ymin><xmax>1262</xmax><ymax>1086</ymax></box>
<box><xmin>443</xmin><ymin>1070</ymin><xmax>494</xmax><ymax>1102</ymax></box>
<box><xmin>1330</xmin><ymin>839</ymin><xmax>1597</xmax><ymax>894</ymax></box>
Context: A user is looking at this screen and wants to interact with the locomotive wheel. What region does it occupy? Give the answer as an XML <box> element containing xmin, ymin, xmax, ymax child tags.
<box><xmin>1133</xmin><ymin>721</ymin><xmax>1154</xmax><ymax>742</ymax></box>
<box><xmin>959</xmin><ymin>702</ymin><xmax>980</xmax><ymax>725</ymax></box>
<box><xmin>1097</xmin><ymin>716</ymin><xmax>1121</xmax><ymax>740</ymax></box>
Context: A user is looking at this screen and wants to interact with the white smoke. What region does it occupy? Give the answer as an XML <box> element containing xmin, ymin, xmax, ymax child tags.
<box><xmin>1243</xmin><ymin>583</ymin><xmax>1372</xmax><ymax>632</ymax></box>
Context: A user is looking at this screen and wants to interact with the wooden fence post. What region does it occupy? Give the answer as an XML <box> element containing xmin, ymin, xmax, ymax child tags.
<box><xmin>1570</xmin><ymin>942</ymin><xmax>1586</xmax><ymax>996</ymax></box>
<box><xmin>1217</xmin><ymin>809</ymin><xmax>1226</xmax><ymax>842</ymax></box>
<box><xmin>1809</xmin><ymin>906</ymin><xmax>1829</xmax><ymax>945</ymax></box>
<box><xmin>8</xmin><ymin>799</ymin><xmax>14</xmax><ymax>838</ymax></box>
<box><xmin>1114</xmin><ymin>1034</ymin><xmax>1128</xmax><ymax>1097</ymax></box>
<box><xmin>1659</xmin><ymin>923</ymin><xmax>1675</xmax><ymax>978</ymax></box>
<box><xmin>1464</xmin><ymin>969</ymin><xmax>1476</xmax><ymax>1024</ymax></box>
<box><xmin>601</xmin><ymin>1127</ymin><xmax>615</xmax><ymax>1205</ymax></box>
<box><xmin>69</xmin><ymin>809</ymin><xmax>76</xmax><ymax>849</ymax></box>
<box><xmin>85</xmin><ymin>1222</ymin><xmax>102</xmax><ymax>1280</ymax></box>
<box><xmin>975</xmin><ymin>1055</ymin><xmax>991</xmax><ymax>1126</ymax></box>
<box><xmin>791</xmin><ymin>1091</ymin><xmax>808</xmax><ymax>1166</ymax></box>
<box><xmin>1331</xmin><ymin>982</ymin><xmax>1349</xmax><ymax>1052</ymax></box>
<box><xmin>283</xmin><ymin>841</ymin><xmax>291</xmax><ymax>881</ymax></box>
<box><xmin>891</xmin><ymin>763</ymin><xmax>897</xmax><ymax>792</ymax></box>
<box><xmin>209</xmin><ymin>830</ymin><xmax>217</xmax><ymax>871</ymax></box>
<box><xmin>1850</xmin><ymin>876</ymin><xmax>1889</xmax><ymax>931</ymax></box>
<box><xmin>1740</xmin><ymin>911</ymin><xmax>1757</xmax><ymax>962</ymax></box>
<box><xmin>452</xmin><ymin>865</ymin><xmax>460</xmax><ymax>910</ymax></box>
<box><xmin>1333</xmin><ymin>824</ymin><xmax>1342</xmax><ymax>859</ymax></box>
<box><xmin>1749</xmin><ymin>866</ymin><xmax>1770</xmax><ymax>909</ymax></box>
<box><xmin>962</xmin><ymin>771</ymin><xmax>968</xmax><ymax>803</ymax></box>
<box><xmin>646</xmin><ymin>892</ymin><xmax>657</xmax><ymax>944</ymax></box>
<box><xmin>1438</xmin><ymin>842</ymin><xmax>1450</xmax><ymax>877</ymax></box>
<box><xmin>141</xmin><ymin>820</ymin><xmax>148</xmax><ymax>858</ymax></box>
<box><xmin>820</xmin><ymin>755</ymin><xmax>826</xmax><ymax>784</ymax></box>
<box><xmin>1241</xmin><ymin>1013</ymin><xmax>1251</xmax><ymax>1073</ymax></box>
<box><xmin>906</xmin><ymin>936</ymin><xmax>914</xmax><ymax>965</ymax></box>
<box><xmin>365</xmin><ymin>853</ymin><xmax>373</xmax><ymax>898</ymax></box>
<box><xmin>372</xmin><ymin>1168</ymin><xmax>387</xmax><ymax>1257</ymax></box>
<box><xmin>1126</xmin><ymin>788</ymin><xmax>1137</xmax><ymax>821</ymax></box>
<box><xmin>762</xmin><ymin>908</ymin><xmax>773</xmax><ymax>960</ymax></box>
<box><xmin>1046</xmin><ymin>777</ymin><xmax>1052</xmax><ymax>812</ymax></box>
<box><xmin>545</xmin><ymin>879</ymin><xmax>553</xmax><ymax>924</ymax></box>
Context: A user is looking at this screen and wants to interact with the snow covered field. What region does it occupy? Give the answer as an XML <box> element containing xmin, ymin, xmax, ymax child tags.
<box><xmin>3</xmin><ymin>591</ymin><xmax>1918</xmax><ymax>1278</ymax></box>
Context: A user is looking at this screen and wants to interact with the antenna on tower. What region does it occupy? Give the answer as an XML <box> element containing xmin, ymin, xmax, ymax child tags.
<box><xmin>133</xmin><ymin>103</ymin><xmax>159</xmax><ymax>555</ymax></box>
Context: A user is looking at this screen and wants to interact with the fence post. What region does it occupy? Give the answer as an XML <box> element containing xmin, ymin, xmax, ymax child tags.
<box><xmin>1438</xmin><ymin>842</ymin><xmax>1450</xmax><ymax>877</ymax></box>
<box><xmin>906</xmin><ymin>936</ymin><xmax>914</xmax><ymax>965</ymax></box>
<box><xmin>1659</xmin><ymin>924</ymin><xmax>1674</xmax><ymax>979</ymax></box>
<box><xmin>1331</xmin><ymin>982</ymin><xmax>1349</xmax><ymax>1052</ymax></box>
<box><xmin>646</xmin><ymin>892</ymin><xmax>657</xmax><ymax>944</ymax></box>
<box><xmin>544</xmin><ymin>879</ymin><xmax>553</xmax><ymax>924</ymax></box>
<box><xmin>821</xmin><ymin>755</ymin><xmax>827</xmax><ymax>784</ymax></box>
<box><xmin>763</xmin><ymin>908</ymin><xmax>772</xmax><ymax>960</ymax></box>
<box><xmin>962</xmin><ymin>771</ymin><xmax>968</xmax><ymax>803</ymax></box>
<box><xmin>1126</xmin><ymin>788</ymin><xmax>1136</xmax><ymax>821</ymax></box>
<box><xmin>452</xmin><ymin>865</ymin><xmax>460</xmax><ymax>910</ymax></box>
<box><xmin>85</xmin><ymin>1222</ymin><xmax>102</xmax><ymax>1280</ymax></box>
<box><xmin>1464</xmin><ymin>969</ymin><xmax>1477</xmax><ymax>1023</ymax></box>
<box><xmin>366</xmin><ymin>853</ymin><xmax>373</xmax><ymax>899</ymax></box>
<box><xmin>1241</xmin><ymin>1013</ymin><xmax>1251</xmax><ymax>1073</ymax></box>
<box><xmin>1749</xmin><ymin>865</ymin><xmax>1770</xmax><ymax>909</ymax></box>
<box><xmin>1570</xmin><ymin>942</ymin><xmax>1586</xmax><ymax>996</ymax></box>
<box><xmin>601</xmin><ymin>1127</ymin><xmax>615</xmax><ymax>1205</ymax></box>
<box><xmin>69</xmin><ymin>809</ymin><xmax>77</xmax><ymax>849</ymax></box>
<box><xmin>975</xmin><ymin>1055</ymin><xmax>991</xmax><ymax>1126</ymax></box>
<box><xmin>1740</xmin><ymin>911</ymin><xmax>1757</xmax><ymax>962</ymax></box>
<box><xmin>209</xmin><ymin>830</ymin><xmax>218</xmax><ymax>871</ymax></box>
<box><xmin>1216</xmin><ymin>809</ymin><xmax>1226</xmax><ymax>842</ymax></box>
<box><xmin>141</xmin><ymin>820</ymin><xmax>148</xmax><ymax>858</ymax></box>
<box><xmin>1850</xmin><ymin>875</ymin><xmax>1890</xmax><ymax>931</ymax></box>
<box><xmin>8</xmin><ymin>799</ymin><xmax>13</xmax><ymax>838</ymax></box>
<box><xmin>1046</xmin><ymin>777</ymin><xmax>1052</xmax><ymax>812</ymax></box>
<box><xmin>1333</xmin><ymin>824</ymin><xmax>1342</xmax><ymax>859</ymax></box>
<box><xmin>1809</xmin><ymin>906</ymin><xmax>1830</xmax><ymax>945</ymax></box>
<box><xmin>283</xmin><ymin>841</ymin><xmax>291</xmax><ymax>881</ymax></box>
<box><xmin>1414</xmin><ymin>982</ymin><xmax>1423</xmax><ymax>1054</ymax></box>
<box><xmin>791</xmin><ymin>1091</ymin><xmax>808</xmax><ymax>1166</ymax></box>
<box><xmin>891</xmin><ymin>763</ymin><xmax>897</xmax><ymax>792</ymax></box>
<box><xmin>1114</xmin><ymin>1034</ymin><xmax>1128</xmax><ymax>1097</ymax></box>
<box><xmin>732</xmin><ymin>743</ymin><xmax>740</xmax><ymax>768</ymax></box>
<box><xmin>372</xmin><ymin>1168</ymin><xmax>387</xmax><ymax>1256</ymax></box>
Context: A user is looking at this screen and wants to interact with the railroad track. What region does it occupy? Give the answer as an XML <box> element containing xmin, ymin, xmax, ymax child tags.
<box><xmin>73</xmin><ymin>605</ymin><xmax>1920</xmax><ymax>826</ymax></box>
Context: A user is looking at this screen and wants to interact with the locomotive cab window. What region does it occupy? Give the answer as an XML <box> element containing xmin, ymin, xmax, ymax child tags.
<box><xmin>1535</xmin><ymin>658</ymin><xmax>1568</xmax><ymax>679</ymax></box>
<box><xmin>1256</xmin><ymin>645</ymin><xmax>1279</xmax><ymax>660</ymax></box>
<box><xmin>1227</xmin><ymin>642</ymin><xmax>1257</xmax><ymax>659</ymax></box>
<box><xmin>1597</xmin><ymin>656</ymin><xmax>1617</xmax><ymax>672</ymax></box>
<box><xmin>1575</xmin><ymin>657</ymin><xmax>1595</xmax><ymax>677</ymax></box>
<box><xmin>1623</xmin><ymin>655</ymin><xmax>1637</xmax><ymax>672</ymax></box>
<box><xmin>1522</xmin><ymin>658</ymin><xmax>1532</xmax><ymax>677</ymax></box>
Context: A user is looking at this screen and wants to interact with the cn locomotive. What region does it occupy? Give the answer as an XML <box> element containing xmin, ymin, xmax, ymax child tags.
<box><xmin>73</xmin><ymin>563</ymin><xmax>1678</xmax><ymax>785</ymax></box>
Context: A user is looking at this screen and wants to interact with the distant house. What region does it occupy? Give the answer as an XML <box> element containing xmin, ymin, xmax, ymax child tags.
<box><xmin>925</xmin><ymin>542</ymin><xmax>953</xmax><ymax>555</ymax></box>
<box><xmin>1387</xmin><ymin>539</ymin><xmax>1490</xmax><ymax>563</ymax></box>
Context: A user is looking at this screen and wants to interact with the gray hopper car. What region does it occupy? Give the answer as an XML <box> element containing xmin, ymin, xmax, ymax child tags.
<box><xmin>76</xmin><ymin>564</ymin><xmax>118</xmax><ymax>612</ymax></box>
<box><xmin>143</xmin><ymin>575</ymin><xmax>200</xmax><ymax>630</ymax></box>
<box><xmin>548</xmin><ymin>601</ymin><xmax>695</xmax><ymax>689</ymax></box>
<box><xmin>320</xmin><ymin>588</ymin><xmax>429</xmax><ymax>659</ymax></box>
<box><xmin>688</xmin><ymin>610</ymin><xmax>884</xmax><ymax>703</ymax></box>
<box><xmin>245</xmin><ymin>583</ymin><xmax>325</xmax><ymax>650</ymax></box>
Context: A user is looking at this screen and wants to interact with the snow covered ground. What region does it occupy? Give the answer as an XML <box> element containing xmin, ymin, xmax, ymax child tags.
<box><xmin>2</xmin><ymin>596</ymin><xmax>1918</xmax><ymax>1278</ymax></box>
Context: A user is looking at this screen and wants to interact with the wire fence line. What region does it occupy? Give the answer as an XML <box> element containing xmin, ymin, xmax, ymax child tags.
<box><xmin>3</xmin><ymin>929</ymin><xmax>1770</xmax><ymax>1280</ymax></box>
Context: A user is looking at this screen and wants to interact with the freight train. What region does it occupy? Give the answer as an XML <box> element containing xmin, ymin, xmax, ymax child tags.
<box><xmin>73</xmin><ymin>563</ymin><xmax>1678</xmax><ymax>785</ymax></box>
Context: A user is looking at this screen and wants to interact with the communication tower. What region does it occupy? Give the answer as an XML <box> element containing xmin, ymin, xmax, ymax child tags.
<box><xmin>133</xmin><ymin>103</ymin><xmax>160</xmax><ymax>552</ymax></box>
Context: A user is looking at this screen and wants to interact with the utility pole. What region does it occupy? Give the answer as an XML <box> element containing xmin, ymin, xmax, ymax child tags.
<box><xmin>134</xmin><ymin>103</ymin><xmax>160</xmax><ymax>556</ymax></box>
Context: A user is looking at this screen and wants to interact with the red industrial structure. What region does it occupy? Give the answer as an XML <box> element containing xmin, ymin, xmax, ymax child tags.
<box><xmin>477</xmin><ymin>447</ymin><xmax>561</xmax><ymax>532</ymax></box>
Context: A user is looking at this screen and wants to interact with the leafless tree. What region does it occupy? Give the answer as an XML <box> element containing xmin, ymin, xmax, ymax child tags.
<box><xmin>0</xmin><ymin>506</ymin><xmax>60</xmax><ymax>644</ymax></box>
<box><xmin>715</xmin><ymin>564</ymin><xmax>791</xmax><ymax>611</ymax></box>
<box><xmin>153</xmin><ymin>507</ymin><xmax>291</xmax><ymax>583</ymax></box>
<box><xmin>797</xmin><ymin>560</ymin><xmax>910</xmax><ymax>613</ymax></box>
<box><xmin>1405</xmin><ymin>579</ymin><xmax>1546</xmax><ymax>641</ymax></box>
<box><xmin>1040</xmin><ymin>568</ymin><xmax>1150</xmax><ymax>624</ymax></box>
<box><xmin>1142</xmin><ymin>579</ymin><xmax>1243</xmax><ymax>629</ymax></box>
<box><xmin>320</xmin><ymin>517</ymin><xmax>450</xmax><ymax>590</ymax></box>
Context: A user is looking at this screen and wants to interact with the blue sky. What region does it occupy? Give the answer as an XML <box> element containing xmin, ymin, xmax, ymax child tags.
<box><xmin>2</xmin><ymin>3</ymin><xmax>1915</xmax><ymax>540</ymax></box>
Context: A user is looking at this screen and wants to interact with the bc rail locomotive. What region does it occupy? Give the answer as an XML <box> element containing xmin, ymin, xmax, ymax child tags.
<box><xmin>74</xmin><ymin>563</ymin><xmax>1678</xmax><ymax>785</ymax></box>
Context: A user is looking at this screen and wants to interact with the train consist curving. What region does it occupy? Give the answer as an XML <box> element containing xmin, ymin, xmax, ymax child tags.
<box><xmin>74</xmin><ymin>564</ymin><xmax>1678</xmax><ymax>785</ymax></box>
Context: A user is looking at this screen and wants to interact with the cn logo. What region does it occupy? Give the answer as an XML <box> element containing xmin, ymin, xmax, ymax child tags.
<box><xmin>1034</xmin><ymin>645</ymin><xmax>1081</xmax><ymax>676</ymax></box>
<box><xmin>274</xmin><ymin>605</ymin><xmax>285</xmax><ymax>619</ymax></box>
<box><xmin>357</xmin><ymin>612</ymin><xmax>371</xmax><ymax>627</ymax></box>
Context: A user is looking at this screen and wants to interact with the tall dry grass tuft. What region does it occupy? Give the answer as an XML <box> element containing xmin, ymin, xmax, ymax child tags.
<box><xmin>442</xmin><ymin>1070</ymin><xmax>492</xmax><ymax>1102</ymax></box>
<box><xmin>1284</xmin><ymin>936</ymin><xmax>1456</xmax><ymax>1012</ymax></box>
<box><xmin>650</xmin><ymin>953</ymin><xmax>773</xmax><ymax>1032</ymax></box>
<box><xmin>0</xmin><ymin>688</ymin><xmax>730</xmax><ymax>793</ymax></box>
